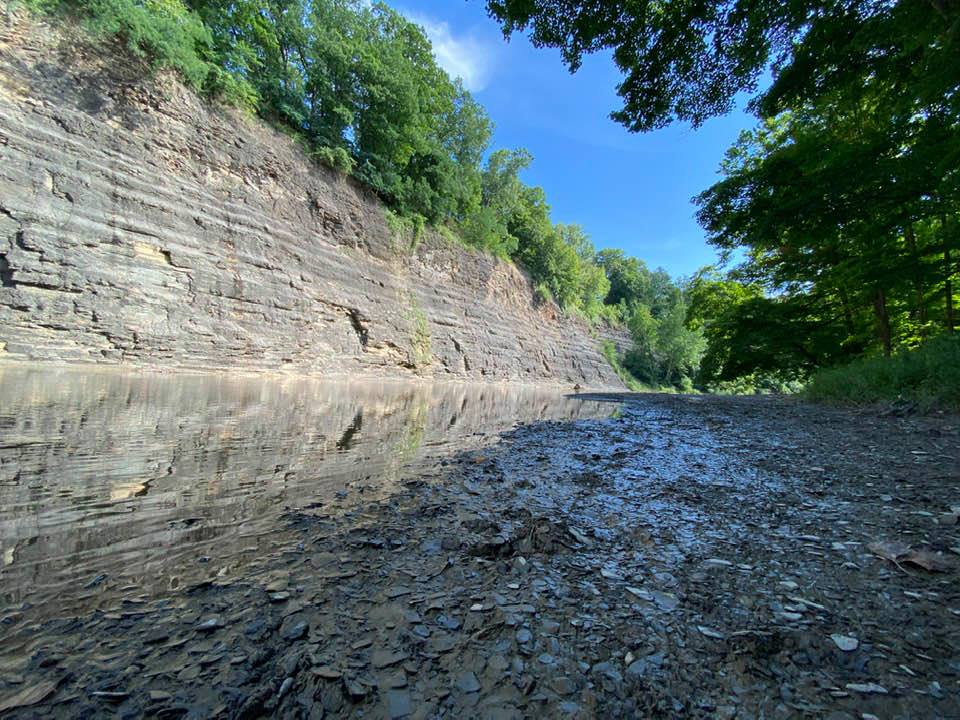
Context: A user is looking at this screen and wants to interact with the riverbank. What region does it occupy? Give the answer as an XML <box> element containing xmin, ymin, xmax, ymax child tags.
<box><xmin>2</xmin><ymin>392</ymin><xmax>958</xmax><ymax>718</ymax></box>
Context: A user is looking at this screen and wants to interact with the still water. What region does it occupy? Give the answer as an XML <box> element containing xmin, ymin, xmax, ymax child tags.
<box><xmin>0</xmin><ymin>366</ymin><xmax>611</xmax><ymax>631</ymax></box>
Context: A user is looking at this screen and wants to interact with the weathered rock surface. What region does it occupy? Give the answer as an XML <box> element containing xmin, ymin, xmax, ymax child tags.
<box><xmin>0</xmin><ymin>15</ymin><xmax>627</xmax><ymax>386</ymax></box>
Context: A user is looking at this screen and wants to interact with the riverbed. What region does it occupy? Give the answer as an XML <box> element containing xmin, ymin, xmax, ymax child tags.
<box><xmin>0</xmin><ymin>368</ymin><xmax>958</xmax><ymax>718</ymax></box>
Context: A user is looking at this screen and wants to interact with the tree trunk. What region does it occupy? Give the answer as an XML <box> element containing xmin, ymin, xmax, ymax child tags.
<box><xmin>904</xmin><ymin>225</ymin><xmax>927</xmax><ymax>334</ymax></box>
<box><xmin>945</xmin><ymin>215</ymin><xmax>956</xmax><ymax>333</ymax></box>
<box><xmin>873</xmin><ymin>287</ymin><xmax>892</xmax><ymax>356</ymax></box>
<box><xmin>947</xmin><ymin>243</ymin><xmax>956</xmax><ymax>333</ymax></box>
<box><xmin>837</xmin><ymin>286</ymin><xmax>856</xmax><ymax>337</ymax></box>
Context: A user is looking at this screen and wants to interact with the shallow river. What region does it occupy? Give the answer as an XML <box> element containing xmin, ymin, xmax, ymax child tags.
<box><xmin>0</xmin><ymin>366</ymin><xmax>611</xmax><ymax>629</ymax></box>
<box><xmin>2</xmin><ymin>368</ymin><xmax>957</xmax><ymax>719</ymax></box>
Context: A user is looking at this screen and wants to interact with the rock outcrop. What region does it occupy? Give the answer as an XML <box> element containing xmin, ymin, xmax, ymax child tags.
<box><xmin>0</xmin><ymin>15</ymin><xmax>628</xmax><ymax>387</ymax></box>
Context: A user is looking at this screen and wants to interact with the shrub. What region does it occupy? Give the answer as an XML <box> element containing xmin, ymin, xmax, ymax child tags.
<box><xmin>533</xmin><ymin>282</ymin><xmax>554</xmax><ymax>307</ymax></box>
<box><xmin>69</xmin><ymin>0</ymin><xmax>215</xmax><ymax>89</ymax></box>
<box><xmin>435</xmin><ymin>224</ymin><xmax>470</xmax><ymax>251</ymax></box>
<box><xmin>385</xmin><ymin>210</ymin><xmax>425</xmax><ymax>254</ymax></box>
<box><xmin>312</xmin><ymin>146</ymin><xmax>355</xmax><ymax>174</ymax></box>
<box><xmin>708</xmin><ymin>371</ymin><xmax>805</xmax><ymax>396</ymax></box>
<box><xmin>600</xmin><ymin>340</ymin><xmax>645</xmax><ymax>392</ymax></box>
<box><xmin>804</xmin><ymin>335</ymin><xmax>960</xmax><ymax>411</ymax></box>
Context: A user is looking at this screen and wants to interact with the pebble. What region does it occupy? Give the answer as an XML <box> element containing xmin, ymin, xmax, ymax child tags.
<box><xmin>698</xmin><ymin>626</ymin><xmax>725</xmax><ymax>640</ymax></box>
<box><xmin>776</xmin><ymin>612</ymin><xmax>804</xmax><ymax>622</ymax></box>
<box><xmin>386</xmin><ymin>689</ymin><xmax>412</xmax><ymax>718</ymax></box>
<box><xmin>550</xmin><ymin>677</ymin><xmax>576</xmax><ymax>695</ymax></box>
<box><xmin>385</xmin><ymin>586</ymin><xmax>412</xmax><ymax>599</ymax></box>
<box><xmin>372</xmin><ymin>650</ymin><xmax>409</xmax><ymax>669</ymax></box>
<box><xmin>437</xmin><ymin>614</ymin><xmax>462</xmax><ymax>631</ymax></box>
<box><xmin>704</xmin><ymin>558</ymin><xmax>734</xmax><ymax>567</ymax></box>
<box><xmin>344</xmin><ymin>676</ymin><xmax>370</xmax><ymax>698</ymax></box>
<box><xmin>831</xmin><ymin>634</ymin><xmax>859</xmax><ymax>652</ymax></box>
<box><xmin>541</xmin><ymin>620</ymin><xmax>560</xmax><ymax>634</ymax></box>
<box><xmin>281</xmin><ymin>621</ymin><xmax>308</xmax><ymax>641</ymax></box>
<box><xmin>846</xmin><ymin>683</ymin><xmax>887</xmax><ymax>695</ymax></box>
<box><xmin>195</xmin><ymin>616</ymin><xmax>224</xmax><ymax>632</ymax></box>
<box><xmin>177</xmin><ymin>665</ymin><xmax>200</xmax><ymax>681</ymax></box>
<box><xmin>90</xmin><ymin>691</ymin><xmax>129</xmax><ymax>702</ymax></box>
<box><xmin>455</xmin><ymin>671</ymin><xmax>481</xmax><ymax>693</ymax></box>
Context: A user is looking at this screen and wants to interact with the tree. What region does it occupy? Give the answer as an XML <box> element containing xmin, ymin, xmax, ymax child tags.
<box><xmin>510</xmin><ymin>187</ymin><xmax>580</xmax><ymax>307</ymax></box>
<box><xmin>188</xmin><ymin>0</ymin><xmax>498</xmax><ymax>227</ymax></box>
<box><xmin>596</xmin><ymin>249</ymin><xmax>651</xmax><ymax>308</ymax></box>
<box><xmin>656</xmin><ymin>302</ymin><xmax>707</xmax><ymax>384</ymax></box>
<box><xmin>685</xmin><ymin>268</ymin><xmax>762</xmax><ymax>382</ymax></box>
<box><xmin>555</xmin><ymin>224</ymin><xmax>610</xmax><ymax>315</ymax></box>
<box><xmin>696</xmin><ymin>73</ymin><xmax>959</xmax><ymax>358</ymax></box>
<box><xmin>485</xmin><ymin>1</ymin><xmax>959</xmax><ymax>132</ymax></box>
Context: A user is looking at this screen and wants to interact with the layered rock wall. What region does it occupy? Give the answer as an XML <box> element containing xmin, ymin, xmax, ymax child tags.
<box><xmin>0</xmin><ymin>15</ymin><xmax>628</xmax><ymax>387</ymax></box>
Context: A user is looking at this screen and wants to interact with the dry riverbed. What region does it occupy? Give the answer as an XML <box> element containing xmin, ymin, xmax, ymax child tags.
<box><xmin>2</xmin><ymin>393</ymin><xmax>959</xmax><ymax>719</ymax></box>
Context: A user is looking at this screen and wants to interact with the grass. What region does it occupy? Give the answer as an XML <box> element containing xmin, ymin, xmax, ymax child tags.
<box><xmin>804</xmin><ymin>334</ymin><xmax>960</xmax><ymax>411</ymax></box>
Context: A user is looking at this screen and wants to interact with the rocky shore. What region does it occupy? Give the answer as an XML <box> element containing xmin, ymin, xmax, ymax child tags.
<box><xmin>3</xmin><ymin>393</ymin><xmax>958</xmax><ymax>719</ymax></box>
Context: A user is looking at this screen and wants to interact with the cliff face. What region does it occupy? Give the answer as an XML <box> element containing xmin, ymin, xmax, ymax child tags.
<box><xmin>0</xmin><ymin>15</ymin><xmax>628</xmax><ymax>387</ymax></box>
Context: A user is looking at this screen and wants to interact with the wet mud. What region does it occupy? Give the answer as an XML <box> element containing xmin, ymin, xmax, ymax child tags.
<box><xmin>2</xmin><ymin>387</ymin><xmax>959</xmax><ymax>719</ymax></box>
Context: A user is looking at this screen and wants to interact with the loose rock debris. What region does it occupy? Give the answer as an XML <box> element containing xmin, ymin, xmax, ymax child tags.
<box><xmin>1</xmin><ymin>393</ymin><xmax>958</xmax><ymax>718</ymax></box>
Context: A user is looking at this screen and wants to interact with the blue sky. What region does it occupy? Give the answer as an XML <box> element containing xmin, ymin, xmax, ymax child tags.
<box><xmin>392</xmin><ymin>0</ymin><xmax>758</xmax><ymax>279</ymax></box>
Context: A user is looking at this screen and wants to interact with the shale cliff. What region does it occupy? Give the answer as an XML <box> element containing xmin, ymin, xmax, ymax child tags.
<box><xmin>0</xmin><ymin>15</ymin><xmax>628</xmax><ymax>387</ymax></box>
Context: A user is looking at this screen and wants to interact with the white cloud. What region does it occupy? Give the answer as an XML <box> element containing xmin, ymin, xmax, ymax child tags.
<box><xmin>407</xmin><ymin>14</ymin><xmax>497</xmax><ymax>92</ymax></box>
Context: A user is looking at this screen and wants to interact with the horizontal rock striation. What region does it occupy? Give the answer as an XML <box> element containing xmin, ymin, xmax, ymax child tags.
<box><xmin>0</xmin><ymin>15</ymin><xmax>628</xmax><ymax>387</ymax></box>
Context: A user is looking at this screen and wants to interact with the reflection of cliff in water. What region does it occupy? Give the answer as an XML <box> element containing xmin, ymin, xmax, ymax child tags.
<box><xmin>0</xmin><ymin>367</ymin><xmax>610</xmax><ymax>626</ymax></box>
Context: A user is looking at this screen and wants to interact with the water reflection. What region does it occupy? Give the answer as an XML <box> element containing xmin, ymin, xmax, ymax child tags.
<box><xmin>0</xmin><ymin>366</ymin><xmax>610</xmax><ymax>627</ymax></box>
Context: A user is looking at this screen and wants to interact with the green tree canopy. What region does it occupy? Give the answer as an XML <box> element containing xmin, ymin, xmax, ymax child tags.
<box><xmin>486</xmin><ymin>1</ymin><xmax>960</xmax><ymax>132</ymax></box>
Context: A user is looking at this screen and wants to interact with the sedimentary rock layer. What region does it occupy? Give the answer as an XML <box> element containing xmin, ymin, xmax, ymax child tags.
<box><xmin>0</xmin><ymin>15</ymin><xmax>627</xmax><ymax>387</ymax></box>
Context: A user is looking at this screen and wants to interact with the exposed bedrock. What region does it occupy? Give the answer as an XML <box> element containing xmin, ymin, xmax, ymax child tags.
<box><xmin>0</xmin><ymin>15</ymin><xmax>628</xmax><ymax>387</ymax></box>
